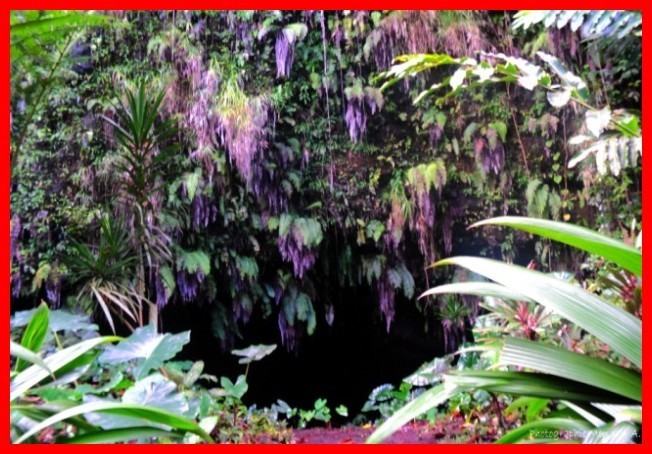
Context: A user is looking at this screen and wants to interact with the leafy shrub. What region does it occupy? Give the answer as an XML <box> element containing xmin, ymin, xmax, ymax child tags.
<box><xmin>368</xmin><ymin>217</ymin><xmax>641</xmax><ymax>444</ymax></box>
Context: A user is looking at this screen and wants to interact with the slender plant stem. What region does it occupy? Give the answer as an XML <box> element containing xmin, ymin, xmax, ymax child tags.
<box><xmin>506</xmin><ymin>84</ymin><xmax>530</xmax><ymax>178</ymax></box>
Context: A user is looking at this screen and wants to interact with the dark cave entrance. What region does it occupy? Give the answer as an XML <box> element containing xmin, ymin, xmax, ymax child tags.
<box><xmin>161</xmin><ymin>284</ymin><xmax>448</xmax><ymax>416</ymax></box>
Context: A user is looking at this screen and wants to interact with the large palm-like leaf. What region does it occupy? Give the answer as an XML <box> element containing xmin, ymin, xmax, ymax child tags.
<box><xmin>368</xmin><ymin>218</ymin><xmax>642</xmax><ymax>444</ymax></box>
<box><xmin>14</xmin><ymin>402</ymin><xmax>214</xmax><ymax>444</ymax></box>
<box><xmin>472</xmin><ymin>217</ymin><xmax>641</xmax><ymax>277</ymax></box>
<box><xmin>432</xmin><ymin>257</ymin><xmax>641</xmax><ymax>368</ymax></box>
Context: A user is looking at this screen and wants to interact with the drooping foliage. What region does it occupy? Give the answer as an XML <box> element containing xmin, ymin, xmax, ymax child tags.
<box><xmin>10</xmin><ymin>11</ymin><xmax>641</xmax><ymax>352</ymax></box>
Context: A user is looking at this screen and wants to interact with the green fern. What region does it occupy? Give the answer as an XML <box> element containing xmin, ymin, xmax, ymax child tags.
<box><xmin>158</xmin><ymin>266</ymin><xmax>176</xmax><ymax>297</ymax></box>
<box><xmin>294</xmin><ymin>292</ymin><xmax>316</xmax><ymax>335</ymax></box>
<box><xmin>178</xmin><ymin>250</ymin><xmax>211</xmax><ymax>275</ymax></box>
<box><xmin>278</xmin><ymin>213</ymin><xmax>293</xmax><ymax>237</ymax></box>
<box><xmin>396</xmin><ymin>263</ymin><xmax>415</xmax><ymax>299</ymax></box>
<box><xmin>406</xmin><ymin>159</ymin><xmax>447</xmax><ymax>197</ymax></box>
<box><xmin>31</xmin><ymin>262</ymin><xmax>52</xmax><ymax>292</ymax></box>
<box><xmin>235</xmin><ymin>256</ymin><xmax>259</xmax><ymax>281</ymax></box>
<box><xmin>293</xmin><ymin>217</ymin><xmax>323</xmax><ymax>248</ymax></box>
<box><xmin>387</xmin><ymin>268</ymin><xmax>402</xmax><ymax>290</ymax></box>
<box><xmin>363</xmin><ymin>256</ymin><xmax>385</xmax><ymax>285</ymax></box>
<box><xmin>182</xmin><ymin>169</ymin><xmax>202</xmax><ymax>201</ymax></box>
<box><xmin>365</xmin><ymin>220</ymin><xmax>386</xmax><ymax>243</ymax></box>
<box><xmin>463</xmin><ymin>122</ymin><xmax>479</xmax><ymax>144</ymax></box>
<box><xmin>526</xmin><ymin>180</ymin><xmax>561</xmax><ymax>220</ymax></box>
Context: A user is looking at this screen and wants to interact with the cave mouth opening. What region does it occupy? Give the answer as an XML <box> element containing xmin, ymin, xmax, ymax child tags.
<box><xmin>161</xmin><ymin>284</ymin><xmax>448</xmax><ymax>419</ymax></box>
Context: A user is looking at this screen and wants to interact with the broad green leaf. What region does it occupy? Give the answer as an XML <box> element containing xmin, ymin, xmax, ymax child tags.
<box><xmin>10</xmin><ymin>11</ymin><xmax>113</xmax><ymax>37</ymax></box>
<box><xmin>366</xmin><ymin>219</ymin><xmax>386</xmax><ymax>243</ymax></box>
<box><xmin>123</xmin><ymin>374</ymin><xmax>189</xmax><ymax>414</ymax></box>
<box><xmin>420</xmin><ymin>282</ymin><xmax>532</xmax><ymax>302</ymax></box>
<box><xmin>278</xmin><ymin>213</ymin><xmax>293</xmax><ymax>237</ymax></box>
<box><xmin>99</xmin><ymin>325</ymin><xmax>190</xmax><ymax>380</ymax></box>
<box><xmin>14</xmin><ymin>401</ymin><xmax>213</xmax><ymax>444</ymax></box>
<box><xmin>446</xmin><ymin>370</ymin><xmax>632</xmax><ymax>404</ymax></box>
<box><xmin>568</xmin><ymin>144</ymin><xmax>597</xmax><ymax>168</ymax></box>
<box><xmin>432</xmin><ymin>256</ymin><xmax>641</xmax><ymax>368</ymax></box>
<box><xmin>11</xmin><ymin>336</ymin><xmax>121</xmax><ymax>402</ymax></box>
<box><xmin>85</xmin><ymin>374</ymin><xmax>189</xmax><ymax>430</ymax></box>
<box><xmin>517</xmin><ymin>74</ymin><xmax>539</xmax><ymax>90</ymax></box>
<box><xmin>220</xmin><ymin>375</ymin><xmax>248</xmax><ymax>399</ymax></box>
<box><xmin>32</xmin><ymin>263</ymin><xmax>52</xmax><ymax>292</ymax></box>
<box><xmin>499</xmin><ymin>338</ymin><xmax>641</xmax><ymax>402</ymax></box>
<box><xmin>267</xmin><ymin>216</ymin><xmax>279</xmax><ymax>231</ymax></box>
<box><xmin>16</xmin><ymin>302</ymin><xmax>49</xmax><ymax>372</ymax></box>
<box><xmin>231</xmin><ymin>344</ymin><xmax>277</xmax><ymax>365</ymax></box>
<box><xmin>471</xmin><ymin>216</ymin><xmax>641</xmax><ymax>276</ymax></box>
<box><xmin>568</xmin><ymin>134</ymin><xmax>593</xmax><ymax>146</ymax></box>
<box><xmin>366</xmin><ymin>383</ymin><xmax>466</xmax><ymax>443</ymax></box>
<box><xmin>489</xmin><ymin>121</ymin><xmax>507</xmax><ymax>142</ymax></box>
<box><xmin>496</xmin><ymin>417</ymin><xmax>592</xmax><ymax>443</ymax></box>
<box><xmin>536</xmin><ymin>51</ymin><xmax>589</xmax><ymax>101</ymax></box>
<box><xmin>615</xmin><ymin>115</ymin><xmax>640</xmax><ymax>138</ymax></box>
<box><xmin>63</xmin><ymin>427</ymin><xmax>184</xmax><ymax>444</ymax></box>
<box><xmin>472</xmin><ymin>64</ymin><xmax>494</xmax><ymax>82</ymax></box>
<box><xmin>505</xmin><ymin>396</ymin><xmax>551</xmax><ymax>423</ymax></box>
<box><xmin>403</xmin><ymin>356</ymin><xmax>452</xmax><ymax>386</ymax></box>
<box><xmin>10</xmin><ymin>341</ymin><xmax>52</xmax><ymax>376</ymax></box>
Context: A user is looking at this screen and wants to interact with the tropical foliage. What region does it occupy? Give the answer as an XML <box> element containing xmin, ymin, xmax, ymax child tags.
<box><xmin>367</xmin><ymin>218</ymin><xmax>641</xmax><ymax>443</ymax></box>
<box><xmin>10</xmin><ymin>9</ymin><xmax>641</xmax><ymax>444</ymax></box>
<box><xmin>10</xmin><ymin>303</ymin><xmax>302</xmax><ymax>443</ymax></box>
<box><xmin>11</xmin><ymin>10</ymin><xmax>640</xmax><ymax>348</ymax></box>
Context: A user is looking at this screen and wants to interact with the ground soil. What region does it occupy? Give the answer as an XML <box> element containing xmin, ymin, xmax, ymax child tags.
<box><xmin>288</xmin><ymin>414</ymin><xmax>505</xmax><ymax>444</ymax></box>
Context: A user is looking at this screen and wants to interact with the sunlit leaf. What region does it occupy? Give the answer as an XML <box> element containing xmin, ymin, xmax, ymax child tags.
<box><xmin>547</xmin><ymin>88</ymin><xmax>572</xmax><ymax>107</ymax></box>
<box><xmin>471</xmin><ymin>217</ymin><xmax>641</xmax><ymax>276</ymax></box>
<box><xmin>16</xmin><ymin>302</ymin><xmax>49</xmax><ymax>372</ymax></box>
<box><xmin>14</xmin><ymin>401</ymin><xmax>213</xmax><ymax>444</ymax></box>
<box><xmin>432</xmin><ymin>256</ymin><xmax>641</xmax><ymax>368</ymax></box>
<box><xmin>99</xmin><ymin>325</ymin><xmax>190</xmax><ymax>380</ymax></box>
<box><xmin>499</xmin><ymin>338</ymin><xmax>641</xmax><ymax>402</ymax></box>
<box><xmin>585</xmin><ymin>107</ymin><xmax>611</xmax><ymax>138</ymax></box>
<box><xmin>10</xmin><ymin>341</ymin><xmax>52</xmax><ymax>376</ymax></box>
<box><xmin>231</xmin><ymin>344</ymin><xmax>277</xmax><ymax>365</ymax></box>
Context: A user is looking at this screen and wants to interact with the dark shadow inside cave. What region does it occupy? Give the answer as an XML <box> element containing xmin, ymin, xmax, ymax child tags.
<box><xmin>161</xmin><ymin>284</ymin><xmax>448</xmax><ymax>417</ymax></box>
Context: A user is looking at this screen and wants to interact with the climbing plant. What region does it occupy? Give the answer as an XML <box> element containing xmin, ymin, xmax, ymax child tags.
<box><xmin>10</xmin><ymin>11</ymin><xmax>641</xmax><ymax>354</ymax></box>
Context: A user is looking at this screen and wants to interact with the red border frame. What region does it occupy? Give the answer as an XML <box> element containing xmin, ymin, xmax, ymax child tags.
<box><xmin>3</xmin><ymin>2</ymin><xmax>648</xmax><ymax>451</ymax></box>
